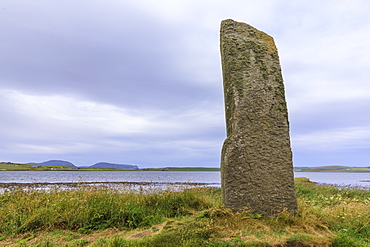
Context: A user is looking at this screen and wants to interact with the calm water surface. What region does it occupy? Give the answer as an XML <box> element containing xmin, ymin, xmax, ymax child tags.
<box><xmin>0</xmin><ymin>171</ymin><xmax>369</xmax><ymax>187</ymax></box>
<box><xmin>0</xmin><ymin>171</ymin><xmax>220</xmax><ymax>184</ymax></box>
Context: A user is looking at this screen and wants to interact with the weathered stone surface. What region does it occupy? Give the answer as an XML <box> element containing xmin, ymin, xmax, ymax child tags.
<box><xmin>220</xmin><ymin>19</ymin><xmax>298</xmax><ymax>216</ymax></box>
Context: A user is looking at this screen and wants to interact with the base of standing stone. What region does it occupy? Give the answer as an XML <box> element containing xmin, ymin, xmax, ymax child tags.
<box><xmin>221</xmin><ymin>135</ymin><xmax>298</xmax><ymax>216</ymax></box>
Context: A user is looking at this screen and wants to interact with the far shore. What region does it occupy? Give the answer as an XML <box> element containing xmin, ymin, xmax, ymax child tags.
<box><xmin>1</xmin><ymin>162</ymin><xmax>370</xmax><ymax>172</ymax></box>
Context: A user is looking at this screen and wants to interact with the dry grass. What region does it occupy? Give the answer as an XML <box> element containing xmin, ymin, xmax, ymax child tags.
<box><xmin>0</xmin><ymin>179</ymin><xmax>369</xmax><ymax>246</ymax></box>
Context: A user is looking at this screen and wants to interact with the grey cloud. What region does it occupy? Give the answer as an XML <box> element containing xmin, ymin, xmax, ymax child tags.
<box><xmin>1</xmin><ymin>1</ymin><xmax>219</xmax><ymax>111</ymax></box>
<box><xmin>1</xmin><ymin>0</ymin><xmax>370</xmax><ymax>167</ymax></box>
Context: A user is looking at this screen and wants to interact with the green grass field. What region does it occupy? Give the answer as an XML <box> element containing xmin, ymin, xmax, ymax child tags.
<box><xmin>2</xmin><ymin>162</ymin><xmax>370</xmax><ymax>172</ymax></box>
<box><xmin>141</xmin><ymin>167</ymin><xmax>220</xmax><ymax>171</ymax></box>
<box><xmin>0</xmin><ymin>178</ymin><xmax>369</xmax><ymax>246</ymax></box>
<box><xmin>0</xmin><ymin>163</ymin><xmax>31</xmax><ymax>171</ymax></box>
<box><xmin>0</xmin><ymin>163</ymin><xmax>138</xmax><ymax>171</ymax></box>
<box><xmin>294</xmin><ymin>166</ymin><xmax>370</xmax><ymax>172</ymax></box>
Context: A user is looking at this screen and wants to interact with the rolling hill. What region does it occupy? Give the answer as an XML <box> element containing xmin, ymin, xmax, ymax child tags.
<box><xmin>89</xmin><ymin>162</ymin><xmax>139</xmax><ymax>169</ymax></box>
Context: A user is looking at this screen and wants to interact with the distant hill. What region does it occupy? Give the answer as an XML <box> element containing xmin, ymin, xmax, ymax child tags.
<box><xmin>141</xmin><ymin>167</ymin><xmax>220</xmax><ymax>171</ymax></box>
<box><xmin>163</xmin><ymin>167</ymin><xmax>220</xmax><ymax>171</ymax></box>
<box><xmin>294</xmin><ymin>166</ymin><xmax>370</xmax><ymax>172</ymax></box>
<box><xmin>90</xmin><ymin>162</ymin><xmax>139</xmax><ymax>169</ymax></box>
<box><xmin>28</xmin><ymin>160</ymin><xmax>76</xmax><ymax>167</ymax></box>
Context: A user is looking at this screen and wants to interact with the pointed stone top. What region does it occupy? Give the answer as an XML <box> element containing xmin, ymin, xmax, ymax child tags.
<box><xmin>221</xmin><ymin>19</ymin><xmax>276</xmax><ymax>52</ymax></box>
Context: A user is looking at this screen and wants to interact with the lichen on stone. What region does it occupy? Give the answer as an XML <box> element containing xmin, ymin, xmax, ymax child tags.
<box><xmin>220</xmin><ymin>19</ymin><xmax>297</xmax><ymax>217</ymax></box>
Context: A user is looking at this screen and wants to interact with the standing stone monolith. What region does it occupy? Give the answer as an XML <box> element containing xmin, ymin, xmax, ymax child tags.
<box><xmin>220</xmin><ymin>19</ymin><xmax>298</xmax><ymax>216</ymax></box>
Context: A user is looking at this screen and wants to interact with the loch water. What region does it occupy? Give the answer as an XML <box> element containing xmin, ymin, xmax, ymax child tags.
<box><xmin>0</xmin><ymin>171</ymin><xmax>369</xmax><ymax>188</ymax></box>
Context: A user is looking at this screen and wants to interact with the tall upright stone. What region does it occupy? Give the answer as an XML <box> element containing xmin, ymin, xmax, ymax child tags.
<box><xmin>220</xmin><ymin>19</ymin><xmax>297</xmax><ymax>216</ymax></box>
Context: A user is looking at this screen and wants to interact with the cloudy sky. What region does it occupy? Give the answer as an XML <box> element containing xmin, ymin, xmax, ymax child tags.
<box><xmin>1</xmin><ymin>0</ymin><xmax>369</xmax><ymax>168</ymax></box>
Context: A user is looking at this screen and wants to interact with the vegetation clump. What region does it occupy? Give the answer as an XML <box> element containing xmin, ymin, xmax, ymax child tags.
<box><xmin>0</xmin><ymin>179</ymin><xmax>369</xmax><ymax>246</ymax></box>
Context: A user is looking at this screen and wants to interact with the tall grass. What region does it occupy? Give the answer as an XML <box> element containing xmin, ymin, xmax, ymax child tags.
<box><xmin>0</xmin><ymin>186</ymin><xmax>216</xmax><ymax>236</ymax></box>
<box><xmin>294</xmin><ymin>178</ymin><xmax>370</xmax><ymax>247</ymax></box>
<box><xmin>0</xmin><ymin>179</ymin><xmax>369</xmax><ymax>246</ymax></box>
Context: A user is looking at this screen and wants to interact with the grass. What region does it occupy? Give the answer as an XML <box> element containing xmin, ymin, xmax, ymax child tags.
<box><xmin>3</xmin><ymin>163</ymin><xmax>370</xmax><ymax>172</ymax></box>
<box><xmin>294</xmin><ymin>166</ymin><xmax>370</xmax><ymax>172</ymax></box>
<box><xmin>0</xmin><ymin>178</ymin><xmax>369</xmax><ymax>246</ymax></box>
<box><xmin>141</xmin><ymin>167</ymin><xmax>220</xmax><ymax>171</ymax></box>
<box><xmin>0</xmin><ymin>162</ymin><xmax>139</xmax><ymax>171</ymax></box>
<box><xmin>0</xmin><ymin>163</ymin><xmax>31</xmax><ymax>171</ymax></box>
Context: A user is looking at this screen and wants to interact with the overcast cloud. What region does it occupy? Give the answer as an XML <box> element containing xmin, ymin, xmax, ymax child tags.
<box><xmin>1</xmin><ymin>0</ymin><xmax>369</xmax><ymax>167</ymax></box>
